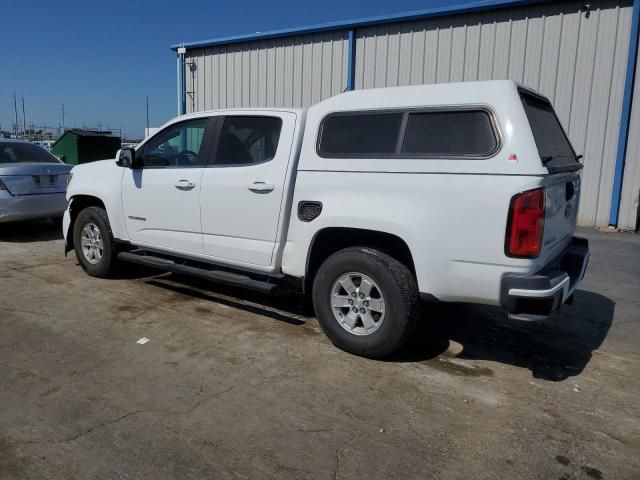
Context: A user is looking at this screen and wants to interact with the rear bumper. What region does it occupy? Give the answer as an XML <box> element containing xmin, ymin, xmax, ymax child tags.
<box><xmin>500</xmin><ymin>237</ymin><xmax>590</xmax><ymax>321</ymax></box>
<box><xmin>0</xmin><ymin>192</ymin><xmax>68</xmax><ymax>223</ymax></box>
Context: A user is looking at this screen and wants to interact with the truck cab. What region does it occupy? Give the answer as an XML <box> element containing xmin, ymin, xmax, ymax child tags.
<box><xmin>67</xmin><ymin>109</ymin><xmax>304</xmax><ymax>272</ymax></box>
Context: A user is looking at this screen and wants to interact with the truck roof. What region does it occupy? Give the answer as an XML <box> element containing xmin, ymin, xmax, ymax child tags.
<box><xmin>178</xmin><ymin>107</ymin><xmax>306</xmax><ymax>120</ymax></box>
<box><xmin>312</xmin><ymin>79</ymin><xmax>537</xmax><ymax>112</ymax></box>
<box><xmin>174</xmin><ymin>80</ymin><xmax>539</xmax><ymax>121</ymax></box>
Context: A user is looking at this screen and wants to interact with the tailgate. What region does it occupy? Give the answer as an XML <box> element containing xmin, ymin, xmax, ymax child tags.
<box><xmin>518</xmin><ymin>88</ymin><xmax>583</xmax><ymax>265</ymax></box>
<box><xmin>539</xmin><ymin>172</ymin><xmax>581</xmax><ymax>261</ymax></box>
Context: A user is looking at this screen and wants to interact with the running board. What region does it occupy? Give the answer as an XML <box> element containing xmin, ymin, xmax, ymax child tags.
<box><xmin>117</xmin><ymin>251</ymin><xmax>278</xmax><ymax>293</ymax></box>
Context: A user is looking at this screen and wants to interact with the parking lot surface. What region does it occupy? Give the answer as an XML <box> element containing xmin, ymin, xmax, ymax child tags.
<box><xmin>0</xmin><ymin>222</ymin><xmax>638</xmax><ymax>480</ymax></box>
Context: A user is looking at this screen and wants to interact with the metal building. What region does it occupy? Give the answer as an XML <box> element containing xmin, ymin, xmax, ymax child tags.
<box><xmin>172</xmin><ymin>0</ymin><xmax>640</xmax><ymax>230</ymax></box>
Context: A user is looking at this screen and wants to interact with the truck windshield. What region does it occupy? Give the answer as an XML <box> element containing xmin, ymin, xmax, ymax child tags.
<box><xmin>519</xmin><ymin>91</ymin><xmax>580</xmax><ymax>172</ymax></box>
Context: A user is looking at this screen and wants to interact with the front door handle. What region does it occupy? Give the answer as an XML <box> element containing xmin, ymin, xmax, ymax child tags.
<box><xmin>175</xmin><ymin>179</ymin><xmax>196</xmax><ymax>190</ymax></box>
<box><xmin>248</xmin><ymin>182</ymin><xmax>275</xmax><ymax>193</ymax></box>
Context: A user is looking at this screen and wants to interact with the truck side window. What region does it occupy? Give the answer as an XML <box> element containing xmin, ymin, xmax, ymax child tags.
<box><xmin>142</xmin><ymin>119</ymin><xmax>208</xmax><ymax>168</ymax></box>
<box><xmin>318</xmin><ymin>109</ymin><xmax>499</xmax><ymax>158</ymax></box>
<box><xmin>318</xmin><ymin>113</ymin><xmax>403</xmax><ymax>156</ymax></box>
<box><xmin>401</xmin><ymin>110</ymin><xmax>498</xmax><ymax>156</ymax></box>
<box><xmin>216</xmin><ymin>116</ymin><xmax>282</xmax><ymax>166</ymax></box>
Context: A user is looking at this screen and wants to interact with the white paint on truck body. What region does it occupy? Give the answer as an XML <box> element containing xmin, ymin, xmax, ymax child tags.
<box><xmin>65</xmin><ymin>80</ymin><xmax>583</xmax><ymax>307</ymax></box>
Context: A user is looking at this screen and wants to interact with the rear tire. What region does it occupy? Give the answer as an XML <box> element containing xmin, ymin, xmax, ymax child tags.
<box><xmin>72</xmin><ymin>206</ymin><xmax>117</xmax><ymax>278</ymax></box>
<box><xmin>312</xmin><ymin>247</ymin><xmax>420</xmax><ymax>358</ymax></box>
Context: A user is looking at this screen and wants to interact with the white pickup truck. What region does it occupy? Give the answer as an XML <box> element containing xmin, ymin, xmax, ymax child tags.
<box><xmin>64</xmin><ymin>80</ymin><xmax>589</xmax><ymax>357</ymax></box>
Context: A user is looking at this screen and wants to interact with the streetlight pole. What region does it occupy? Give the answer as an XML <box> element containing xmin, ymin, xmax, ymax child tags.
<box><xmin>21</xmin><ymin>95</ymin><xmax>26</xmax><ymax>139</ymax></box>
<box><xmin>13</xmin><ymin>92</ymin><xmax>19</xmax><ymax>138</ymax></box>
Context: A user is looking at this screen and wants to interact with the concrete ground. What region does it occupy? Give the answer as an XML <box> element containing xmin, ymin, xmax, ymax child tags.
<box><xmin>0</xmin><ymin>222</ymin><xmax>638</xmax><ymax>480</ymax></box>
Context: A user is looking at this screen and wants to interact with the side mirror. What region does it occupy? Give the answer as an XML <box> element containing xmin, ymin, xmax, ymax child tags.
<box><xmin>116</xmin><ymin>147</ymin><xmax>142</xmax><ymax>169</ymax></box>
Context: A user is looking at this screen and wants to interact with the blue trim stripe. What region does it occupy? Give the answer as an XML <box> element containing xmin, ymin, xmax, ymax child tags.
<box><xmin>346</xmin><ymin>30</ymin><xmax>355</xmax><ymax>91</ymax></box>
<box><xmin>176</xmin><ymin>55</ymin><xmax>181</xmax><ymax>115</ymax></box>
<box><xmin>609</xmin><ymin>0</ymin><xmax>640</xmax><ymax>226</ymax></box>
<box><xmin>178</xmin><ymin>51</ymin><xmax>186</xmax><ymax>116</ymax></box>
<box><xmin>170</xmin><ymin>0</ymin><xmax>549</xmax><ymax>51</ymax></box>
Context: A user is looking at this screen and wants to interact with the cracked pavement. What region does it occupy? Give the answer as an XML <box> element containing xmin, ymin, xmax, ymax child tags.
<box><xmin>0</xmin><ymin>220</ymin><xmax>639</xmax><ymax>479</ymax></box>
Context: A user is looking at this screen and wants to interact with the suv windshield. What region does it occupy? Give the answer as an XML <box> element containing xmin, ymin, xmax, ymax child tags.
<box><xmin>519</xmin><ymin>91</ymin><xmax>580</xmax><ymax>172</ymax></box>
<box><xmin>0</xmin><ymin>142</ymin><xmax>62</xmax><ymax>164</ymax></box>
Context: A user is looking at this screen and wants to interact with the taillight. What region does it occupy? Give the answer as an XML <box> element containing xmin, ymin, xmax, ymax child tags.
<box><xmin>505</xmin><ymin>187</ymin><xmax>545</xmax><ymax>258</ymax></box>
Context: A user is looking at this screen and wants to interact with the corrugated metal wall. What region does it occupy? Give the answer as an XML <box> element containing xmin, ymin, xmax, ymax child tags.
<box><xmin>619</xmin><ymin>49</ymin><xmax>640</xmax><ymax>230</ymax></box>
<box><xmin>182</xmin><ymin>0</ymin><xmax>638</xmax><ymax>228</ymax></box>
<box><xmin>184</xmin><ymin>31</ymin><xmax>348</xmax><ymax>112</ymax></box>
<box><xmin>354</xmin><ymin>0</ymin><xmax>634</xmax><ymax>228</ymax></box>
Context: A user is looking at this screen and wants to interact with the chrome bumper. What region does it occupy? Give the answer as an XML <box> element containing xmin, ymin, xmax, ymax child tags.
<box><xmin>500</xmin><ymin>237</ymin><xmax>590</xmax><ymax>321</ymax></box>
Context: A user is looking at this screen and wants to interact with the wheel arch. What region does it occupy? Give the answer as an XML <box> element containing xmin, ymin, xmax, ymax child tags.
<box><xmin>304</xmin><ymin>227</ymin><xmax>416</xmax><ymax>293</ymax></box>
<box><xmin>65</xmin><ymin>195</ymin><xmax>107</xmax><ymax>252</ymax></box>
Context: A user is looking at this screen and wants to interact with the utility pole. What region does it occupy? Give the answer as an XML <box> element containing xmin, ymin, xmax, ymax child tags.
<box><xmin>13</xmin><ymin>92</ymin><xmax>19</xmax><ymax>138</ymax></box>
<box><xmin>146</xmin><ymin>96</ymin><xmax>150</xmax><ymax>132</ymax></box>
<box><xmin>61</xmin><ymin>104</ymin><xmax>65</xmax><ymax>131</ymax></box>
<box><xmin>21</xmin><ymin>95</ymin><xmax>27</xmax><ymax>139</ymax></box>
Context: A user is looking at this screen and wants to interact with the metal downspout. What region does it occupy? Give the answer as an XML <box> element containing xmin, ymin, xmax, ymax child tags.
<box><xmin>346</xmin><ymin>29</ymin><xmax>356</xmax><ymax>91</ymax></box>
<box><xmin>609</xmin><ymin>0</ymin><xmax>640</xmax><ymax>227</ymax></box>
<box><xmin>177</xmin><ymin>45</ymin><xmax>187</xmax><ymax>116</ymax></box>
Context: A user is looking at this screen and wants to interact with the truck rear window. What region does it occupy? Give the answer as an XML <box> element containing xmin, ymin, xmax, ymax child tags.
<box><xmin>519</xmin><ymin>91</ymin><xmax>580</xmax><ymax>172</ymax></box>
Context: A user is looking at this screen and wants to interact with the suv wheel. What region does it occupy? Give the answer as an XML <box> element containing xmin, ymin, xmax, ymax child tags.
<box><xmin>72</xmin><ymin>206</ymin><xmax>117</xmax><ymax>278</ymax></box>
<box><xmin>312</xmin><ymin>247</ymin><xmax>419</xmax><ymax>358</ymax></box>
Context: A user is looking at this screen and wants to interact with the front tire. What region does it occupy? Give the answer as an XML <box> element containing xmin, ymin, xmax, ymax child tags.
<box><xmin>72</xmin><ymin>206</ymin><xmax>117</xmax><ymax>278</ymax></box>
<box><xmin>312</xmin><ymin>247</ymin><xmax>420</xmax><ymax>358</ymax></box>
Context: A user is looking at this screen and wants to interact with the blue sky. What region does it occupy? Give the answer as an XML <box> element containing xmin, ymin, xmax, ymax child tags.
<box><xmin>1</xmin><ymin>0</ymin><xmax>454</xmax><ymax>139</ymax></box>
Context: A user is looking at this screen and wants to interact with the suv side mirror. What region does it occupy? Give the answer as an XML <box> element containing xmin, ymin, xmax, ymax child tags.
<box><xmin>116</xmin><ymin>147</ymin><xmax>143</xmax><ymax>169</ymax></box>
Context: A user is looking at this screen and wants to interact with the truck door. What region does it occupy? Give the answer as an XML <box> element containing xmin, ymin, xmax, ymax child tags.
<box><xmin>121</xmin><ymin>118</ymin><xmax>213</xmax><ymax>254</ymax></box>
<box><xmin>199</xmin><ymin>113</ymin><xmax>296</xmax><ymax>267</ymax></box>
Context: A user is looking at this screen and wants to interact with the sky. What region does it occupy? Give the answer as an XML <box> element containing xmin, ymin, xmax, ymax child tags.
<box><xmin>1</xmin><ymin>0</ymin><xmax>456</xmax><ymax>139</ymax></box>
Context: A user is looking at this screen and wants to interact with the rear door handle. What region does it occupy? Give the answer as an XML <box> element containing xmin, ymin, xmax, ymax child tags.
<box><xmin>248</xmin><ymin>182</ymin><xmax>275</xmax><ymax>193</ymax></box>
<box><xmin>175</xmin><ymin>179</ymin><xmax>196</xmax><ymax>190</ymax></box>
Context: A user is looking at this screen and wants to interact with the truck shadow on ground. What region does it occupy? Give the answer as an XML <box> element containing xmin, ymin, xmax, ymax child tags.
<box><xmin>0</xmin><ymin>219</ymin><xmax>63</xmax><ymax>242</ymax></box>
<box><xmin>142</xmin><ymin>270</ymin><xmax>614</xmax><ymax>382</ymax></box>
<box><xmin>146</xmin><ymin>275</ymin><xmax>311</xmax><ymax>327</ymax></box>
<box><xmin>393</xmin><ymin>290</ymin><xmax>615</xmax><ymax>381</ymax></box>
